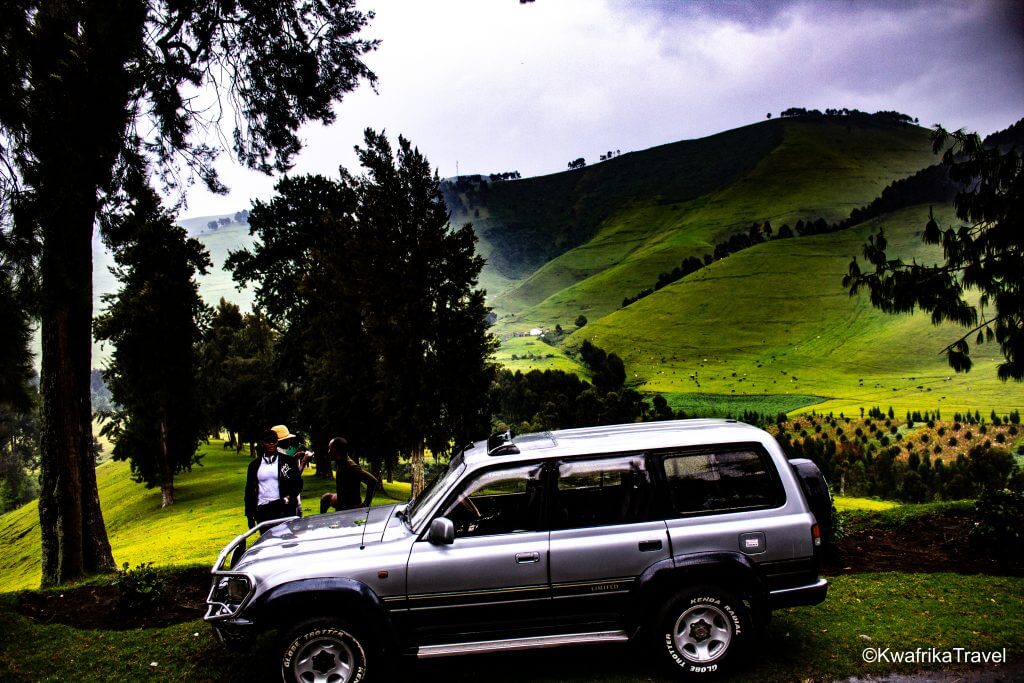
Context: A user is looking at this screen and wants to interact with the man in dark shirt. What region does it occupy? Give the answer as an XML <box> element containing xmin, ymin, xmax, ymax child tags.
<box><xmin>320</xmin><ymin>437</ymin><xmax>380</xmax><ymax>513</ymax></box>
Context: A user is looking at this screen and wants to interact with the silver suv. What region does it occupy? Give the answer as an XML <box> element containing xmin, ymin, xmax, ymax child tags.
<box><xmin>206</xmin><ymin>419</ymin><xmax>828</xmax><ymax>681</ymax></box>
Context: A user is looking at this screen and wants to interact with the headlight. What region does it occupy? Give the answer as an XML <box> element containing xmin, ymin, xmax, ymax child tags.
<box><xmin>207</xmin><ymin>573</ymin><xmax>253</xmax><ymax>618</ymax></box>
<box><xmin>226</xmin><ymin>576</ymin><xmax>251</xmax><ymax>602</ymax></box>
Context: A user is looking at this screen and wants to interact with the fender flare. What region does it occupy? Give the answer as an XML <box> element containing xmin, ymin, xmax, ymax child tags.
<box><xmin>630</xmin><ymin>552</ymin><xmax>769</xmax><ymax>630</ymax></box>
<box><xmin>246</xmin><ymin>577</ymin><xmax>398</xmax><ymax>645</ymax></box>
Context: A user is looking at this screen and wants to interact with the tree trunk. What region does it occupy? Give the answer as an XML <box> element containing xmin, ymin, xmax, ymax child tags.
<box><xmin>39</xmin><ymin>206</ymin><xmax>113</xmax><ymax>583</ymax></box>
<box><xmin>311</xmin><ymin>429</ymin><xmax>333</xmax><ymax>479</ymax></box>
<box><xmin>34</xmin><ymin>0</ymin><xmax>140</xmax><ymax>585</ymax></box>
<box><xmin>158</xmin><ymin>416</ymin><xmax>174</xmax><ymax>507</ymax></box>
<box><xmin>411</xmin><ymin>442</ymin><xmax>426</xmax><ymax>498</ymax></box>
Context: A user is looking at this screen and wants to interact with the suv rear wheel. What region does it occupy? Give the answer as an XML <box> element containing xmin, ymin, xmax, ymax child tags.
<box><xmin>656</xmin><ymin>585</ymin><xmax>749</xmax><ymax>676</ymax></box>
<box><xmin>280</xmin><ymin>618</ymin><xmax>370</xmax><ymax>683</ymax></box>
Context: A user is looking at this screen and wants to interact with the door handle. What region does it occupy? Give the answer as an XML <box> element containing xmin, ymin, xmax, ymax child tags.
<box><xmin>515</xmin><ymin>551</ymin><xmax>540</xmax><ymax>564</ymax></box>
<box><xmin>639</xmin><ymin>540</ymin><xmax>663</xmax><ymax>552</ymax></box>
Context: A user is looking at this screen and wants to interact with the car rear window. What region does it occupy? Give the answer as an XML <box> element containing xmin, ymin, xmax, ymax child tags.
<box><xmin>660</xmin><ymin>447</ymin><xmax>783</xmax><ymax>515</ymax></box>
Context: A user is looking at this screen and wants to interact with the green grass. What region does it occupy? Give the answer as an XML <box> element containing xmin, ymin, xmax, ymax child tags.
<box><xmin>660</xmin><ymin>392</ymin><xmax>825</xmax><ymax>417</ymax></box>
<box><xmin>464</xmin><ymin>119</ymin><xmax>787</xmax><ymax>289</ymax></box>
<box><xmin>568</xmin><ymin>204</ymin><xmax>1024</xmax><ymax>415</ymax></box>
<box><xmin>833</xmin><ymin>496</ymin><xmax>900</xmax><ymax>512</ymax></box>
<box><xmin>490</xmin><ymin>118</ymin><xmax>935</xmax><ymax>334</ymax></box>
<box><xmin>1</xmin><ymin>572</ymin><xmax>1020</xmax><ymax>681</ymax></box>
<box><xmin>0</xmin><ymin>442</ymin><xmax>410</xmax><ymax>593</ymax></box>
<box><xmin>494</xmin><ymin>336</ymin><xmax>591</xmax><ymax>377</ymax></box>
<box><xmin>839</xmin><ymin>500</ymin><xmax>976</xmax><ymax>534</ymax></box>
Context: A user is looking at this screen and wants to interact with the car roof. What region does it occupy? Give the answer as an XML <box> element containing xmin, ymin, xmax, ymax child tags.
<box><xmin>462</xmin><ymin>419</ymin><xmax>770</xmax><ymax>466</ymax></box>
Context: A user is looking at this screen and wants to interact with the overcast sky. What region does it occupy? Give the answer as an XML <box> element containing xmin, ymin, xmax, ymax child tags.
<box><xmin>180</xmin><ymin>0</ymin><xmax>1024</xmax><ymax>220</ymax></box>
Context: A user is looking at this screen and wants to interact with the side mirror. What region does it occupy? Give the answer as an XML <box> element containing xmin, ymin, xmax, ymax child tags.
<box><xmin>427</xmin><ymin>517</ymin><xmax>455</xmax><ymax>545</ymax></box>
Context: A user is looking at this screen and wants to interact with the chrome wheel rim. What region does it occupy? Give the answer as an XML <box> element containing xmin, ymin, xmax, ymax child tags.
<box><xmin>672</xmin><ymin>604</ymin><xmax>732</xmax><ymax>663</ymax></box>
<box><xmin>292</xmin><ymin>635</ymin><xmax>357</xmax><ymax>683</ymax></box>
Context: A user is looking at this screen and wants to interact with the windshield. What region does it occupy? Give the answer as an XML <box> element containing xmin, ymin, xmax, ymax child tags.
<box><xmin>408</xmin><ymin>452</ymin><xmax>466</xmax><ymax>531</ymax></box>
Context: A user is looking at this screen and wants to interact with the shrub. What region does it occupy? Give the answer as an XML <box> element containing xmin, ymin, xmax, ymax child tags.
<box><xmin>116</xmin><ymin>562</ymin><xmax>163</xmax><ymax>612</ymax></box>
<box><xmin>966</xmin><ymin>444</ymin><xmax>1017</xmax><ymax>493</ymax></box>
<box><xmin>970</xmin><ymin>489</ymin><xmax>1024</xmax><ymax>561</ymax></box>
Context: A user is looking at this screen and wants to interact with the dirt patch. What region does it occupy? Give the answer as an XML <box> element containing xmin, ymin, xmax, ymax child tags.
<box><xmin>16</xmin><ymin>567</ymin><xmax>210</xmax><ymax>630</ymax></box>
<box><xmin>822</xmin><ymin>510</ymin><xmax>1024</xmax><ymax>576</ymax></box>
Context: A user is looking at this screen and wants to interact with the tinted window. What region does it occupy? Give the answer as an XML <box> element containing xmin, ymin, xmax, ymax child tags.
<box><xmin>441</xmin><ymin>464</ymin><xmax>544</xmax><ymax>537</ymax></box>
<box><xmin>662</xmin><ymin>448</ymin><xmax>782</xmax><ymax>514</ymax></box>
<box><xmin>553</xmin><ymin>455</ymin><xmax>652</xmax><ymax>529</ymax></box>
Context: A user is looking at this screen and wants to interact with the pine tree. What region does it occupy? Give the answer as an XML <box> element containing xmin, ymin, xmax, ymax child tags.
<box><xmin>94</xmin><ymin>189</ymin><xmax>210</xmax><ymax>507</ymax></box>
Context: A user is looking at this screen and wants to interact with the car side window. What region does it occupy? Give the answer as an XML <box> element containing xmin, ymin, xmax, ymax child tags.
<box><xmin>440</xmin><ymin>464</ymin><xmax>544</xmax><ymax>538</ymax></box>
<box><xmin>661</xmin><ymin>447</ymin><xmax>783</xmax><ymax>515</ymax></box>
<box><xmin>553</xmin><ymin>454</ymin><xmax>652</xmax><ymax>529</ymax></box>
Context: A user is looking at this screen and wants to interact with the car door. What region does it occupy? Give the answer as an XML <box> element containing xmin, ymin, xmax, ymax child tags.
<box><xmin>547</xmin><ymin>453</ymin><xmax>670</xmax><ymax>629</ymax></box>
<box><xmin>405</xmin><ymin>462</ymin><xmax>551</xmax><ymax>644</ymax></box>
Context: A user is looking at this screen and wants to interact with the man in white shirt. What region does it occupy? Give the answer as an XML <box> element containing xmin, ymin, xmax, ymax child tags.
<box><xmin>243</xmin><ymin>429</ymin><xmax>305</xmax><ymax>527</ymax></box>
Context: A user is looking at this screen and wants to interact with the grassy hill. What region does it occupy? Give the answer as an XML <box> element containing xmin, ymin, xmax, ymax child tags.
<box><xmin>473</xmin><ymin>118</ymin><xmax>936</xmax><ymax>333</ymax></box>
<box><xmin>567</xmin><ymin>203</ymin><xmax>1024</xmax><ymax>415</ymax></box>
<box><xmin>0</xmin><ymin>442</ymin><xmax>410</xmax><ymax>593</ymax></box>
<box><xmin>494</xmin><ymin>336</ymin><xmax>591</xmax><ymax>377</ymax></box>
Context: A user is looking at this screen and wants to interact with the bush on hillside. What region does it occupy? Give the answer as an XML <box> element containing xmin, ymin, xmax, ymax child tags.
<box><xmin>116</xmin><ymin>562</ymin><xmax>163</xmax><ymax>612</ymax></box>
<box><xmin>970</xmin><ymin>488</ymin><xmax>1024</xmax><ymax>561</ymax></box>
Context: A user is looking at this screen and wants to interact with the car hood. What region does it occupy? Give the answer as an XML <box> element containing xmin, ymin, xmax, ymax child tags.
<box><xmin>233</xmin><ymin>504</ymin><xmax>398</xmax><ymax>570</ymax></box>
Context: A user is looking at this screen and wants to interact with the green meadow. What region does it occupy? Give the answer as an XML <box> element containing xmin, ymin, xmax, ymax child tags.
<box><xmin>1</xmin><ymin>572</ymin><xmax>1020</xmax><ymax>681</ymax></box>
<box><xmin>488</xmin><ymin>119</ymin><xmax>935</xmax><ymax>334</ymax></box>
<box><xmin>566</xmin><ymin>204</ymin><xmax>1024</xmax><ymax>416</ymax></box>
<box><xmin>0</xmin><ymin>442</ymin><xmax>410</xmax><ymax>594</ymax></box>
<box><xmin>494</xmin><ymin>336</ymin><xmax>590</xmax><ymax>377</ymax></box>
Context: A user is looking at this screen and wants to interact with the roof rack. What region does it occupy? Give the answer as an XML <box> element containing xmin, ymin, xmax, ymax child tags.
<box><xmin>486</xmin><ymin>430</ymin><xmax>520</xmax><ymax>456</ymax></box>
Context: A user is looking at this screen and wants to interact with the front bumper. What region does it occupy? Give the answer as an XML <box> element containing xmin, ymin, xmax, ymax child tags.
<box><xmin>767</xmin><ymin>577</ymin><xmax>828</xmax><ymax>609</ymax></box>
<box><xmin>211</xmin><ymin>618</ymin><xmax>258</xmax><ymax>650</ymax></box>
<box><xmin>205</xmin><ymin>517</ymin><xmax>296</xmax><ymax>634</ymax></box>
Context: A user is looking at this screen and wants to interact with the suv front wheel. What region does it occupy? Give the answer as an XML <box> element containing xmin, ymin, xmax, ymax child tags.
<box><xmin>656</xmin><ymin>585</ymin><xmax>749</xmax><ymax>676</ymax></box>
<box><xmin>280</xmin><ymin>618</ymin><xmax>371</xmax><ymax>683</ymax></box>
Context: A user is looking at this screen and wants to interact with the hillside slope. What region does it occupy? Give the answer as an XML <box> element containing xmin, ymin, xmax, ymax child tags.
<box><xmin>568</xmin><ymin>204</ymin><xmax>1024</xmax><ymax>415</ymax></box>
<box><xmin>478</xmin><ymin>118</ymin><xmax>936</xmax><ymax>333</ymax></box>
<box><xmin>0</xmin><ymin>443</ymin><xmax>410</xmax><ymax>593</ymax></box>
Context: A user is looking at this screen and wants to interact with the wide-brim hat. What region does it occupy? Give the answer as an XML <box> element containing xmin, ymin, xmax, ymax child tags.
<box><xmin>271</xmin><ymin>424</ymin><xmax>296</xmax><ymax>441</ymax></box>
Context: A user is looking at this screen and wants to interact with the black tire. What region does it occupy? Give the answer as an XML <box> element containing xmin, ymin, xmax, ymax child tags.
<box><xmin>280</xmin><ymin>618</ymin><xmax>371</xmax><ymax>683</ymax></box>
<box><xmin>655</xmin><ymin>585</ymin><xmax>749</xmax><ymax>677</ymax></box>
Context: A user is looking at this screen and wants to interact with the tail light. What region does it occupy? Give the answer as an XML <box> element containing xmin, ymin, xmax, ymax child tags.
<box><xmin>811</xmin><ymin>522</ymin><xmax>822</xmax><ymax>547</ymax></box>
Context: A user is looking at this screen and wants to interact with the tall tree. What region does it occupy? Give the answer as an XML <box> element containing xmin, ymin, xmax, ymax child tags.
<box><xmin>94</xmin><ymin>188</ymin><xmax>210</xmax><ymax>507</ymax></box>
<box><xmin>198</xmin><ymin>299</ymin><xmax>285</xmax><ymax>455</ymax></box>
<box><xmin>0</xmin><ymin>0</ymin><xmax>375</xmax><ymax>584</ymax></box>
<box><xmin>227</xmin><ymin>173</ymin><xmax>372</xmax><ymax>476</ymax></box>
<box><xmin>844</xmin><ymin>125</ymin><xmax>1023</xmax><ymax>379</ymax></box>
<box><xmin>354</xmin><ymin>131</ymin><xmax>496</xmax><ymax>493</ymax></box>
<box><xmin>229</xmin><ymin>131</ymin><xmax>496</xmax><ymax>496</ymax></box>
